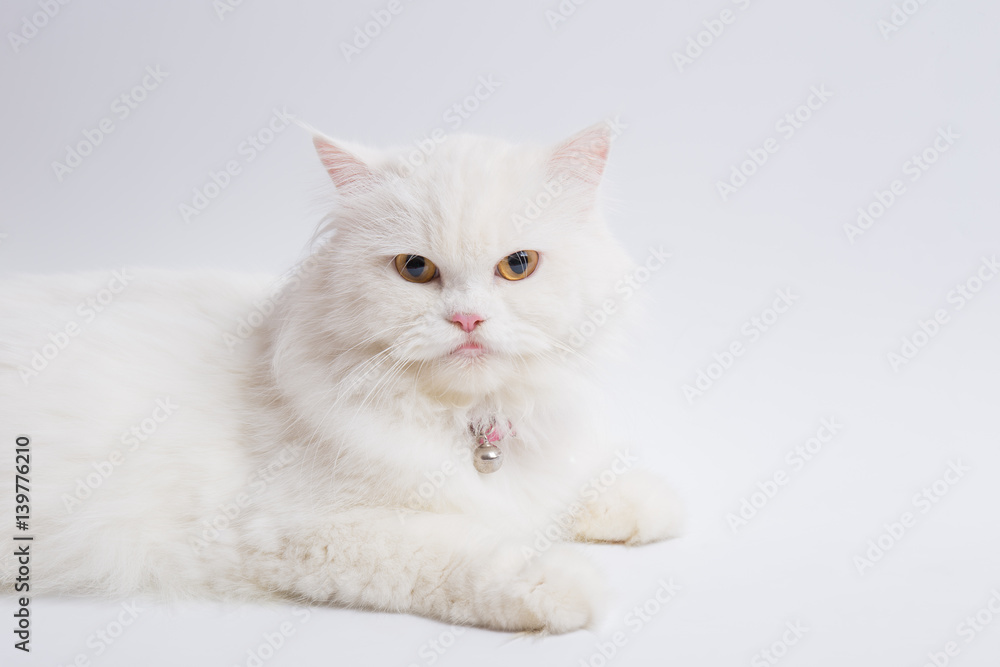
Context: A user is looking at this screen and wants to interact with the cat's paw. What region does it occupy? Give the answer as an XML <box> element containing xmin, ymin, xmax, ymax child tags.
<box><xmin>574</xmin><ymin>469</ymin><xmax>683</xmax><ymax>546</ymax></box>
<box><xmin>507</xmin><ymin>544</ymin><xmax>606</xmax><ymax>633</ymax></box>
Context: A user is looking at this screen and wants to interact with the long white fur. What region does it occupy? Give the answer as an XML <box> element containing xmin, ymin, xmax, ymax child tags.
<box><xmin>0</xmin><ymin>126</ymin><xmax>681</xmax><ymax>632</ymax></box>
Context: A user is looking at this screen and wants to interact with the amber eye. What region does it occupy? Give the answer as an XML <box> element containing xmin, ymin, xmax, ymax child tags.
<box><xmin>496</xmin><ymin>250</ymin><xmax>539</xmax><ymax>281</ymax></box>
<box><xmin>394</xmin><ymin>254</ymin><xmax>438</xmax><ymax>283</ymax></box>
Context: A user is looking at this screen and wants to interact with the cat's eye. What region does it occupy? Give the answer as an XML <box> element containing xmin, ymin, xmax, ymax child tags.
<box><xmin>496</xmin><ymin>250</ymin><xmax>539</xmax><ymax>281</ymax></box>
<box><xmin>394</xmin><ymin>254</ymin><xmax>439</xmax><ymax>283</ymax></box>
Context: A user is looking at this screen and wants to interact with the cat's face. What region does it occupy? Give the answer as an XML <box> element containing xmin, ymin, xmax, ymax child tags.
<box><xmin>301</xmin><ymin>126</ymin><xmax>633</xmax><ymax>400</ymax></box>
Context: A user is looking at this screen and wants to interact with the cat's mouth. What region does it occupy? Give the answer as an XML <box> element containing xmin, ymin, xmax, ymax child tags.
<box><xmin>451</xmin><ymin>341</ymin><xmax>487</xmax><ymax>357</ymax></box>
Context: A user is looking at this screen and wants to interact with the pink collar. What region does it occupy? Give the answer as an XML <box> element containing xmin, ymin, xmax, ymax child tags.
<box><xmin>471</xmin><ymin>419</ymin><xmax>515</xmax><ymax>443</ymax></box>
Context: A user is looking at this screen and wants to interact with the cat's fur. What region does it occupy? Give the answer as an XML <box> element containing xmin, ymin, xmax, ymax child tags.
<box><xmin>0</xmin><ymin>124</ymin><xmax>681</xmax><ymax>633</ymax></box>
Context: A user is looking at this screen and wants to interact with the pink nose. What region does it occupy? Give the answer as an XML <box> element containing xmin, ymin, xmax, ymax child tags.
<box><xmin>451</xmin><ymin>313</ymin><xmax>485</xmax><ymax>332</ymax></box>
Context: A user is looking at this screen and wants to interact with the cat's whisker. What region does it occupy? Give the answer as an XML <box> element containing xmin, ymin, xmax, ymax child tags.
<box><xmin>324</xmin><ymin>322</ymin><xmax>412</xmax><ymax>356</ymax></box>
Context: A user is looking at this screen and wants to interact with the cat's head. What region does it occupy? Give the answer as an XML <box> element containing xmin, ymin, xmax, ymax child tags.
<box><xmin>276</xmin><ymin>125</ymin><xmax>635</xmax><ymax>404</ymax></box>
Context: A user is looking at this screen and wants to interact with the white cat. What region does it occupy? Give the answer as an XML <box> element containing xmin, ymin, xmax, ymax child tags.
<box><xmin>0</xmin><ymin>124</ymin><xmax>681</xmax><ymax>633</ymax></box>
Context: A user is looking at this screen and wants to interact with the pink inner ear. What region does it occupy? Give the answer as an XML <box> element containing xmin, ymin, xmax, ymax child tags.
<box><xmin>550</xmin><ymin>124</ymin><xmax>611</xmax><ymax>186</ymax></box>
<box><xmin>313</xmin><ymin>136</ymin><xmax>371</xmax><ymax>189</ymax></box>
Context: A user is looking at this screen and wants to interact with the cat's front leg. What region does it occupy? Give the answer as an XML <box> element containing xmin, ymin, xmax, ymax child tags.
<box><xmin>247</xmin><ymin>508</ymin><xmax>605</xmax><ymax>633</ymax></box>
<box><xmin>572</xmin><ymin>469</ymin><xmax>684</xmax><ymax>546</ymax></box>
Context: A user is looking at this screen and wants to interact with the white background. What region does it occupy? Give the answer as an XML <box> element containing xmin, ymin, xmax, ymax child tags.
<box><xmin>3</xmin><ymin>0</ymin><xmax>1000</xmax><ymax>665</ymax></box>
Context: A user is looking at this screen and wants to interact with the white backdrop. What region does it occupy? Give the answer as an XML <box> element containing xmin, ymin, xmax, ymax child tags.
<box><xmin>3</xmin><ymin>0</ymin><xmax>1000</xmax><ymax>665</ymax></box>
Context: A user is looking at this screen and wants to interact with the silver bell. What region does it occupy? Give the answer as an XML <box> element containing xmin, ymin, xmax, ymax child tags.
<box><xmin>473</xmin><ymin>440</ymin><xmax>503</xmax><ymax>474</ymax></box>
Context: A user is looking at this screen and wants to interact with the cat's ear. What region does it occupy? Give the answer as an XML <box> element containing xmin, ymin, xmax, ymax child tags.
<box><xmin>549</xmin><ymin>122</ymin><xmax>612</xmax><ymax>188</ymax></box>
<box><xmin>313</xmin><ymin>135</ymin><xmax>373</xmax><ymax>190</ymax></box>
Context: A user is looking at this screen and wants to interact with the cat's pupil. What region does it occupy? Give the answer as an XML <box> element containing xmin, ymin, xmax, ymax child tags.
<box><xmin>405</xmin><ymin>255</ymin><xmax>426</xmax><ymax>277</ymax></box>
<box><xmin>508</xmin><ymin>252</ymin><xmax>527</xmax><ymax>274</ymax></box>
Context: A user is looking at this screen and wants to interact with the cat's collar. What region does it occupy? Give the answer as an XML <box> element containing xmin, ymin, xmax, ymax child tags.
<box><xmin>469</xmin><ymin>419</ymin><xmax>514</xmax><ymax>474</ymax></box>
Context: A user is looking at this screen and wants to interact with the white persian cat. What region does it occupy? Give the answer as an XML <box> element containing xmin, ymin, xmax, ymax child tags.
<box><xmin>0</xmin><ymin>123</ymin><xmax>680</xmax><ymax>633</ymax></box>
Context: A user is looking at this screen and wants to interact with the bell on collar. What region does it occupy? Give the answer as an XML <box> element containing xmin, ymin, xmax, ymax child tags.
<box><xmin>473</xmin><ymin>434</ymin><xmax>503</xmax><ymax>474</ymax></box>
